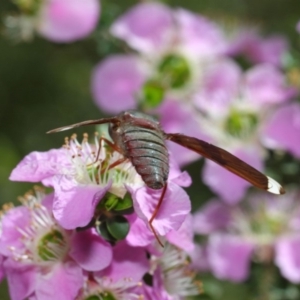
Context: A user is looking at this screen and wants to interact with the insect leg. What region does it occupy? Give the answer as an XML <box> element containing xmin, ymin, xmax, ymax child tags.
<box><xmin>149</xmin><ymin>183</ymin><xmax>168</xmax><ymax>248</ymax></box>
<box><xmin>87</xmin><ymin>137</ymin><xmax>122</xmax><ymax>167</ymax></box>
<box><xmin>96</xmin><ymin>137</ymin><xmax>122</xmax><ymax>161</ymax></box>
<box><xmin>101</xmin><ymin>157</ymin><xmax>128</xmax><ymax>173</ymax></box>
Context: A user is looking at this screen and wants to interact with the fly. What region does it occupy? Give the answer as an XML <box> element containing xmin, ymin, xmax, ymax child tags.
<box><xmin>47</xmin><ymin>110</ymin><xmax>285</xmax><ymax>246</ymax></box>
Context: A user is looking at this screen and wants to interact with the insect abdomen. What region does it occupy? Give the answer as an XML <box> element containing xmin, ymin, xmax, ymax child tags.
<box><xmin>123</xmin><ymin>128</ymin><xmax>169</xmax><ymax>189</ymax></box>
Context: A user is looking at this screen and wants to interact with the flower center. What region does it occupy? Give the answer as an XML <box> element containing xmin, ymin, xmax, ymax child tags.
<box><xmin>250</xmin><ymin>208</ymin><xmax>287</xmax><ymax>238</ymax></box>
<box><xmin>141</xmin><ymin>80</ymin><xmax>165</xmax><ymax>109</ymax></box>
<box><xmin>67</xmin><ymin>134</ymin><xmax>143</xmax><ymax>196</ymax></box>
<box><xmin>37</xmin><ymin>229</ymin><xmax>66</xmax><ymax>261</ymax></box>
<box><xmin>81</xmin><ymin>276</ymin><xmax>143</xmax><ymax>300</ymax></box>
<box><xmin>86</xmin><ymin>293</ymin><xmax>116</xmax><ymax>300</ymax></box>
<box><xmin>225</xmin><ymin>110</ymin><xmax>258</xmax><ymax>139</ymax></box>
<box><xmin>158</xmin><ymin>54</ymin><xmax>191</xmax><ymax>89</ymax></box>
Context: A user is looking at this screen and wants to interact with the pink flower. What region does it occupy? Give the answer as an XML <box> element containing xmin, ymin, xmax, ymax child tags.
<box><xmin>93</xmin><ymin>3</ymin><xmax>227</xmax><ymax>115</ymax></box>
<box><xmin>37</xmin><ymin>0</ymin><xmax>100</xmax><ymax>42</ymax></box>
<box><xmin>110</xmin><ymin>2</ymin><xmax>173</xmax><ymax>53</ymax></box>
<box><xmin>92</xmin><ymin>55</ymin><xmax>146</xmax><ymax>114</ymax></box>
<box><xmin>193</xmin><ymin>200</ymin><xmax>232</xmax><ymax>235</ymax></box>
<box><xmin>6</xmin><ymin>0</ymin><xmax>100</xmax><ymax>42</ymax></box>
<box><xmin>228</xmin><ymin>30</ymin><xmax>288</xmax><ymax>67</ymax></box>
<box><xmin>208</xmin><ymin>234</ymin><xmax>254</xmax><ymax>281</ymax></box>
<box><xmin>244</xmin><ymin>64</ymin><xmax>296</xmax><ymax>104</ymax></box>
<box><xmin>0</xmin><ymin>256</ymin><xmax>4</xmax><ymax>283</ymax></box>
<box><xmin>10</xmin><ymin>132</ymin><xmax>192</xmax><ymax>243</ymax></box>
<box><xmin>131</xmin><ymin>182</ymin><xmax>191</xmax><ymax>237</ymax></box>
<box><xmin>193</xmin><ymin>59</ymin><xmax>241</xmax><ymax>114</ymax></box>
<box><xmin>76</xmin><ymin>240</ymin><xmax>149</xmax><ymax>299</ymax></box>
<box><xmin>275</xmin><ymin>236</ymin><xmax>300</xmax><ymax>283</ymax></box>
<box><xmin>192</xmin><ymin>60</ymin><xmax>296</xmax><ymax>202</ymax></box>
<box><xmin>97</xmin><ymin>240</ymin><xmax>149</xmax><ymax>282</ymax></box>
<box><xmin>193</xmin><ymin>190</ymin><xmax>300</xmax><ymax>282</ymax></box>
<box><xmin>166</xmin><ymin>214</ymin><xmax>194</xmax><ymax>252</ymax></box>
<box><xmin>9</xmin><ymin>136</ymin><xmax>115</xmax><ymax>229</ymax></box>
<box><xmin>175</xmin><ymin>8</ymin><xmax>227</xmax><ymax>57</ymax></box>
<box><xmin>0</xmin><ymin>184</ymin><xmax>199</xmax><ymax>298</ymax></box>
<box><xmin>0</xmin><ymin>190</ymin><xmax>112</xmax><ymax>300</ymax></box>
<box><xmin>89</xmin><ymin>2</ymin><xmax>296</xmax><ymax>206</ymax></box>
<box><xmin>140</xmin><ymin>244</ymin><xmax>201</xmax><ymax>299</ymax></box>
<box><xmin>261</xmin><ymin>103</ymin><xmax>300</xmax><ymax>159</ymax></box>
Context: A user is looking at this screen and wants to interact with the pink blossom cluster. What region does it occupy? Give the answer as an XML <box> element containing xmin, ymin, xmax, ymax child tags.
<box><xmin>1</xmin><ymin>134</ymin><xmax>200</xmax><ymax>299</ymax></box>
<box><xmin>191</xmin><ymin>188</ymin><xmax>300</xmax><ymax>283</ymax></box>
<box><xmin>91</xmin><ymin>2</ymin><xmax>300</xmax><ymax>204</ymax></box>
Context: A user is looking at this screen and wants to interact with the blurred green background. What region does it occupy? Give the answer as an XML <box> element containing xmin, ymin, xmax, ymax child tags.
<box><xmin>0</xmin><ymin>0</ymin><xmax>300</xmax><ymax>299</ymax></box>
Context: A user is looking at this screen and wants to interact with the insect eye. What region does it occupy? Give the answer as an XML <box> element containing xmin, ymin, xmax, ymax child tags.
<box><xmin>108</xmin><ymin>122</ymin><xmax>120</xmax><ymax>137</ymax></box>
<box><xmin>111</xmin><ymin>122</ymin><xmax>120</xmax><ymax>131</ymax></box>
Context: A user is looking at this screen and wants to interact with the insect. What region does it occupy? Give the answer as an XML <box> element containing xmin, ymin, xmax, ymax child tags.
<box><xmin>48</xmin><ymin>110</ymin><xmax>285</xmax><ymax>245</ymax></box>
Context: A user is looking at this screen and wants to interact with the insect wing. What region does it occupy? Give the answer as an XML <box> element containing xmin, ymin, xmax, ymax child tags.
<box><xmin>166</xmin><ymin>133</ymin><xmax>285</xmax><ymax>195</ymax></box>
<box><xmin>47</xmin><ymin>117</ymin><xmax>120</xmax><ymax>134</ymax></box>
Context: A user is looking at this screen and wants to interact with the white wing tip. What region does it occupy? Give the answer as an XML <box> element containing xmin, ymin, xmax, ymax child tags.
<box><xmin>267</xmin><ymin>176</ymin><xmax>285</xmax><ymax>195</ymax></box>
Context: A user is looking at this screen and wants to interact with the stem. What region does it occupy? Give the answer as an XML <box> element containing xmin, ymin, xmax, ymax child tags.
<box><xmin>256</xmin><ymin>262</ymin><xmax>276</xmax><ymax>300</ymax></box>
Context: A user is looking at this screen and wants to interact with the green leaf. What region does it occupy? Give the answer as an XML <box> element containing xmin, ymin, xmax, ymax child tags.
<box><xmin>106</xmin><ymin>215</ymin><xmax>130</xmax><ymax>240</ymax></box>
<box><xmin>111</xmin><ymin>193</ymin><xmax>133</xmax><ymax>212</ymax></box>
<box><xmin>96</xmin><ymin>221</ymin><xmax>115</xmax><ymax>242</ymax></box>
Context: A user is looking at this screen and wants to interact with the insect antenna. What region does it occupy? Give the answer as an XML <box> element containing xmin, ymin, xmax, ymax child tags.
<box><xmin>47</xmin><ymin>117</ymin><xmax>120</xmax><ymax>134</ymax></box>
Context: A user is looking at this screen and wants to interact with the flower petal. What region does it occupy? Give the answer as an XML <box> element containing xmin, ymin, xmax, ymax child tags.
<box><xmin>37</xmin><ymin>0</ymin><xmax>100</xmax><ymax>42</ymax></box>
<box><xmin>246</xmin><ymin>35</ymin><xmax>288</xmax><ymax>67</ymax></box>
<box><xmin>261</xmin><ymin>103</ymin><xmax>300</xmax><ymax>158</ymax></box>
<box><xmin>244</xmin><ymin>64</ymin><xmax>296</xmax><ymax>105</ymax></box>
<box><xmin>9</xmin><ymin>149</ymin><xmax>68</xmax><ymax>185</ymax></box>
<box><xmin>166</xmin><ymin>214</ymin><xmax>194</xmax><ymax>251</ymax></box>
<box><xmin>208</xmin><ymin>234</ymin><xmax>254</xmax><ymax>282</ymax></box>
<box><xmin>275</xmin><ymin>236</ymin><xmax>300</xmax><ymax>283</ymax></box>
<box><xmin>70</xmin><ymin>230</ymin><xmax>112</xmax><ymax>272</ymax></box>
<box><xmin>91</xmin><ymin>55</ymin><xmax>145</xmax><ymax>114</ymax></box>
<box><xmin>0</xmin><ymin>255</ymin><xmax>4</xmax><ymax>282</ymax></box>
<box><xmin>176</xmin><ymin>9</ymin><xmax>227</xmax><ymax>57</ymax></box>
<box><xmin>188</xmin><ymin>244</ymin><xmax>210</xmax><ymax>272</ymax></box>
<box><xmin>110</xmin><ymin>2</ymin><xmax>173</xmax><ymax>53</ymax></box>
<box><xmin>228</xmin><ymin>30</ymin><xmax>288</xmax><ymax>67</ymax></box>
<box><xmin>193</xmin><ymin>59</ymin><xmax>241</xmax><ymax>115</ymax></box>
<box><xmin>168</xmin><ymin>153</ymin><xmax>192</xmax><ymax>188</ymax></box>
<box><xmin>0</xmin><ymin>206</ymin><xmax>30</xmax><ymax>256</ymax></box>
<box><xmin>35</xmin><ymin>262</ymin><xmax>83</xmax><ymax>300</ymax></box>
<box><xmin>132</xmin><ymin>182</ymin><xmax>191</xmax><ymax>236</ymax></box>
<box><xmin>98</xmin><ymin>240</ymin><xmax>149</xmax><ymax>282</ymax></box>
<box><xmin>53</xmin><ymin>176</ymin><xmax>111</xmax><ymax>229</ymax></box>
<box><xmin>126</xmin><ymin>214</ymin><xmax>155</xmax><ymax>247</ymax></box>
<box><xmin>193</xmin><ymin>200</ymin><xmax>232</xmax><ymax>234</ymax></box>
<box><xmin>4</xmin><ymin>258</ymin><xmax>36</xmax><ymax>300</ymax></box>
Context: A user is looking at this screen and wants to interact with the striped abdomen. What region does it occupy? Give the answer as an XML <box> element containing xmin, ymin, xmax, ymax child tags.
<box><xmin>122</xmin><ymin>127</ymin><xmax>169</xmax><ymax>189</ymax></box>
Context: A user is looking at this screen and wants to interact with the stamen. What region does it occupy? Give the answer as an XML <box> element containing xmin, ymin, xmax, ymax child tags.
<box><xmin>3</xmin><ymin>189</ymin><xmax>69</xmax><ymax>264</ymax></box>
<box><xmin>157</xmin><ymin>244</ymin><xmax>201</xmax><ymax>297</ymax></box>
